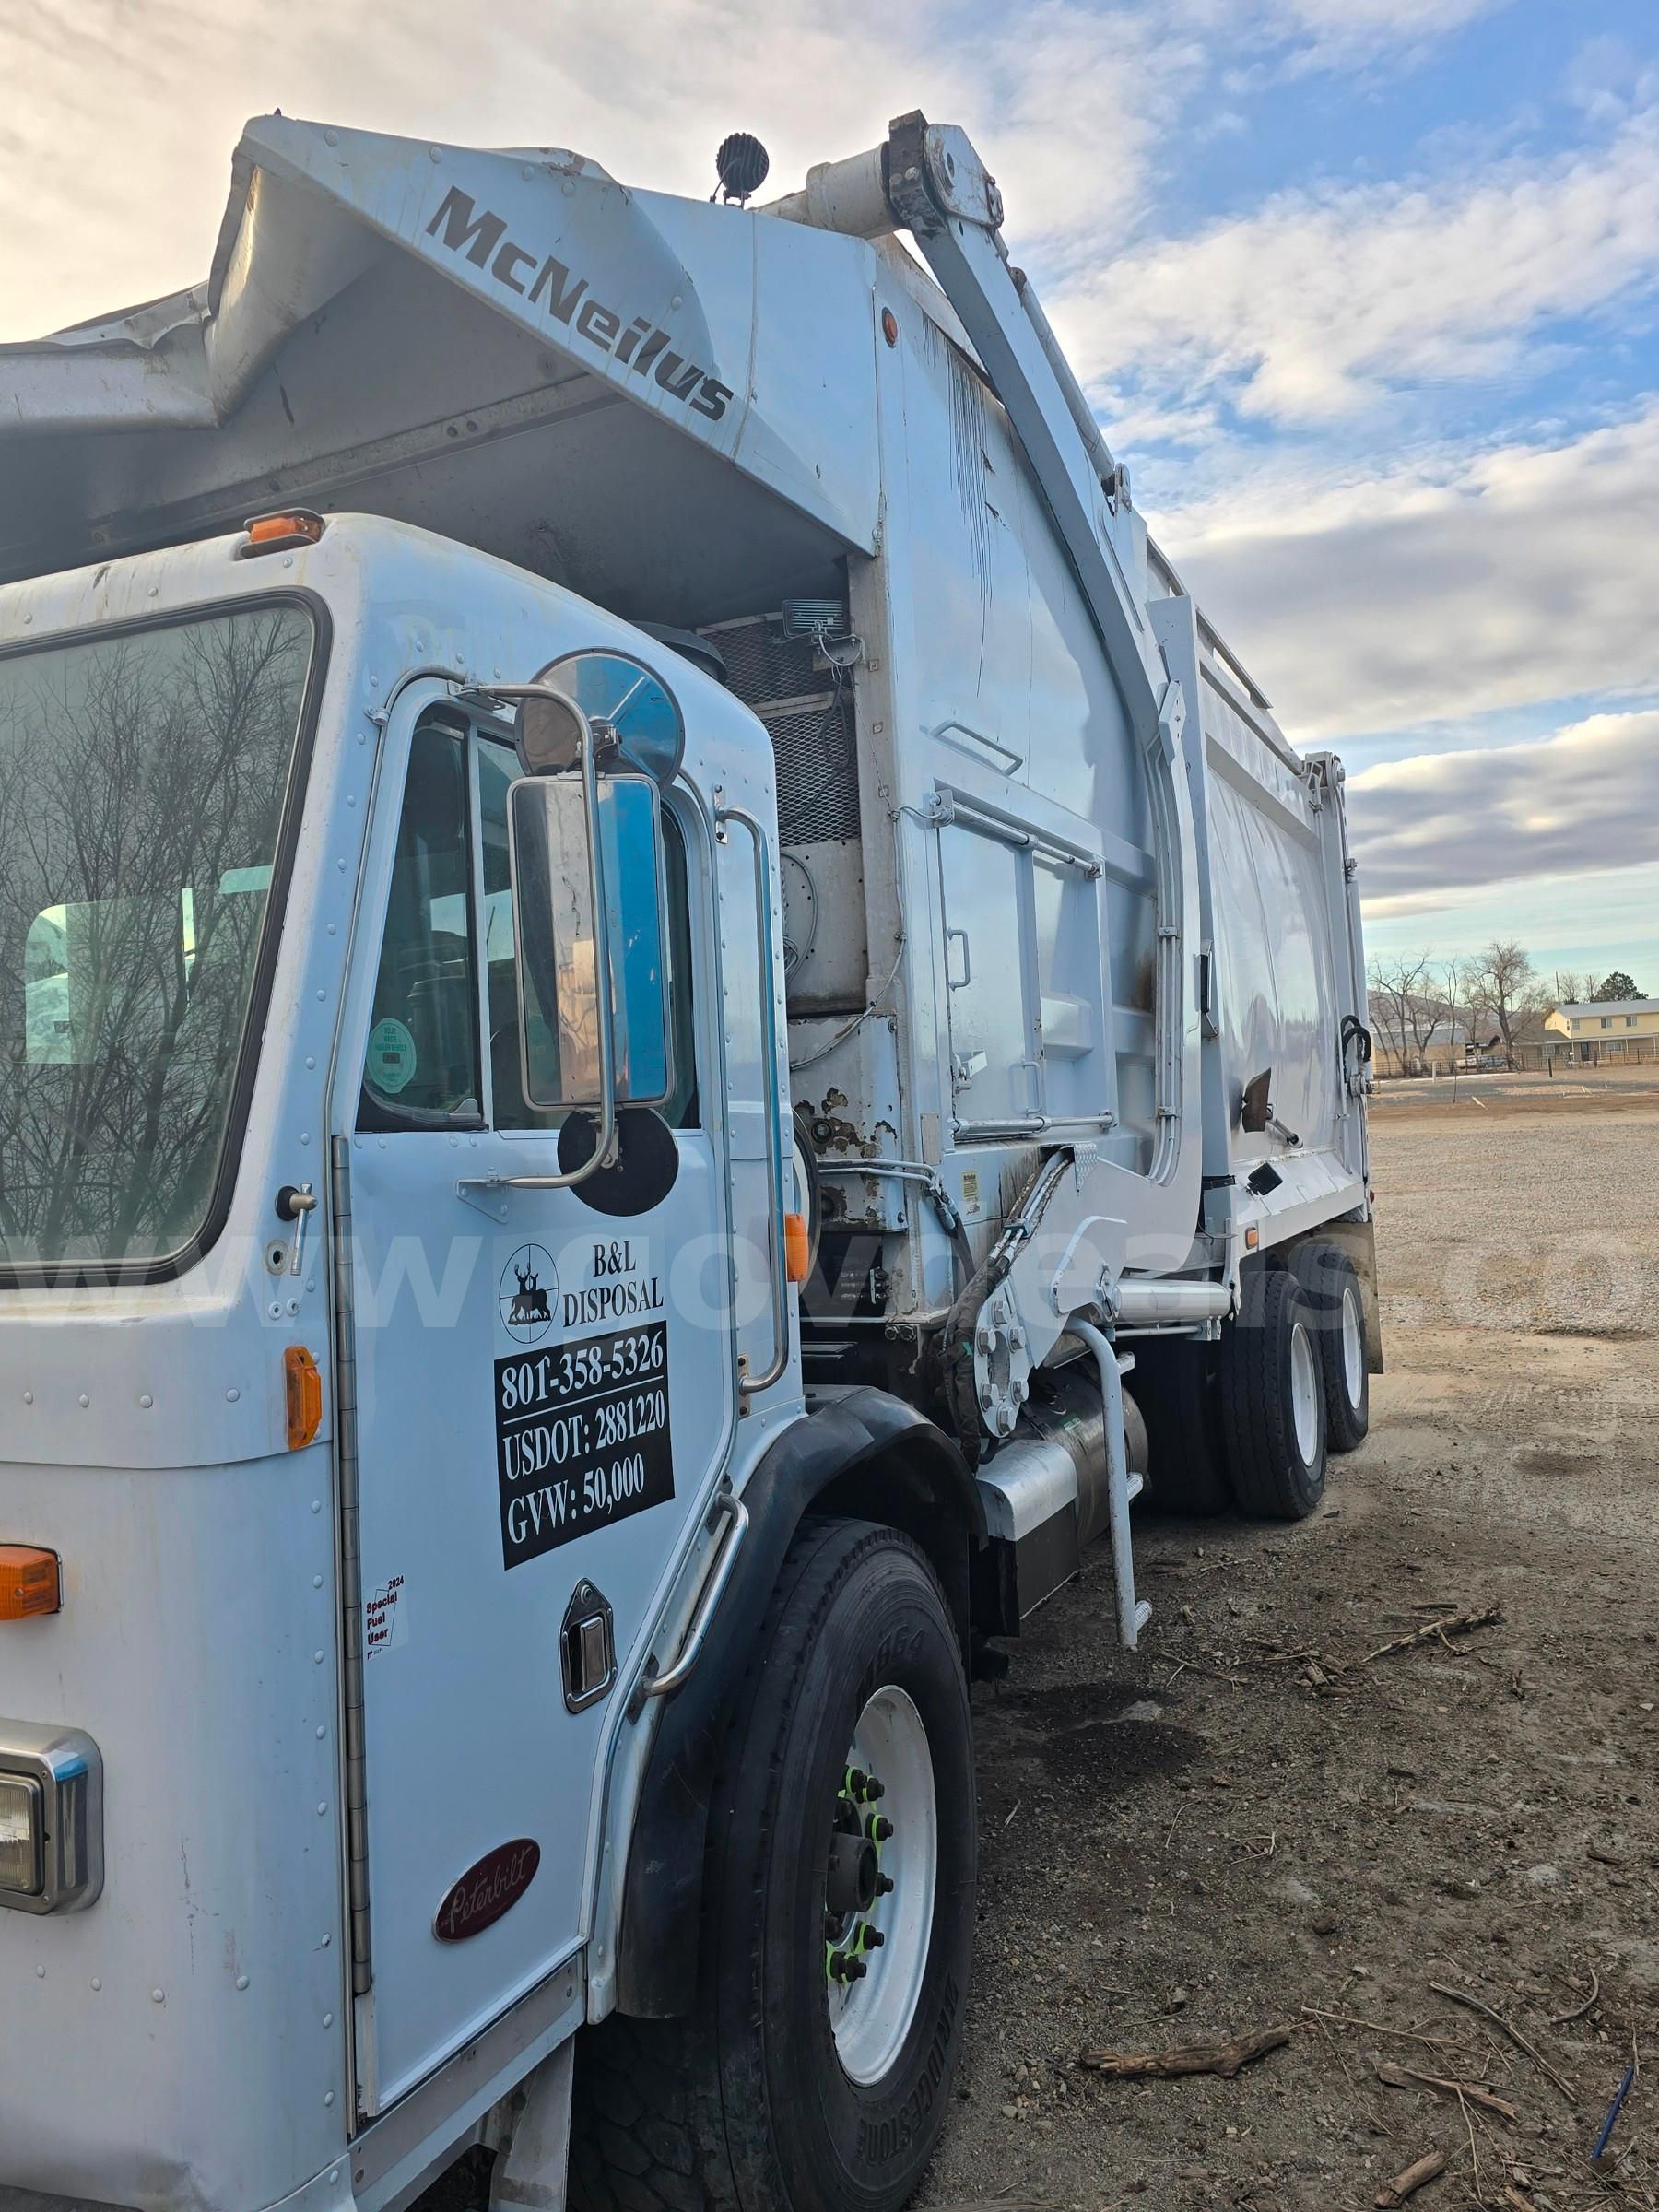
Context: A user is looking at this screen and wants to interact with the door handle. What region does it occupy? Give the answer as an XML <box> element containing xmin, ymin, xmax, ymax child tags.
<box><xmin>276</xmin><ymin>1183</ymin><xmax>316</xmax><ymax>1277</ymax></box>
<box><xmin>946</xmin><ymin>926</ymin><xmax>972</xmax><ymax>991</ymax></box>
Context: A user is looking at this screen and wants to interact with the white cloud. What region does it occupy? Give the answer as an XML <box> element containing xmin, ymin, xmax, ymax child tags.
<box><xmin>1156</xmin><ymin>401</ymin><xmax>1659</xmax><ymax>741</ymax></box>
<box><xmin>0</xmin><ymin>0</ymin><xmax>1555</xmax><ymax>342</ymax></box>
<box><xmin>1062</xmin><ymin>108</ymin><xmax>1659</xmax><ymax>420</ymax></box>
<box><xmin>1350</xmin><ymin>707</ymin><xmax>1659</xmax><ymax>910</ymax></box>
<box><xmin>1269</xmin><ymin>0</ymin><xmax>1510</xmax><ymax>73</ymax></box>
<box><xmin>0</xmin><ymin>0</ymin><xmax>1207</xmax><ymax>341</ymax></box>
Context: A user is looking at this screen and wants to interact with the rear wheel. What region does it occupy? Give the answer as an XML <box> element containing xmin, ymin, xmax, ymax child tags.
<box><xmin>1218</xmin><ymin>1263</ymin><xmax>1327</xmax><ymax>1519</ymax></box>
<box><xmin>571</xmin><ymin>1518</ymin><xmax>975</xmax><ymax>2212</ymax></box>
<box><xmin>1128</xmin><ymin>1335</ymin><xmax>1232</xmax><ymax>1516</ymax></box>
<box><xmin>1288</xmin><ymin>1241</ymin><xmax>1370</xmax><ymax>1452</ymax></box>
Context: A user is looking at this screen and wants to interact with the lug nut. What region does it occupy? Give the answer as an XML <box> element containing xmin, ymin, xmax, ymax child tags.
<box><xmin>829</xmin><ymin>1949</ymin><xmax>868</xmax><ymax>1983</ymax></box>
<box><xmin>863</xmin><ymin>1777</ymin><xmax>886</xmax><ymax>1801</ymax></box>
<box><xmin>845</xmin><ymin>1768</ymin><xmax>867</xmax><ymax>1797</ymax></box>
<box><xmin>877</xmin><ymin>1872</ymin><xmax>896</xmax><ymax>1895</ymax></box>
<box><xmin>862</xmin><ymin>1925</ymin><xmax>886</xmax><ymax>1950</ymax></box>
<box><xmin>868</xmin><ymin>1814</ymin><xmax>895</xmax><ymax>1842</ymax></box>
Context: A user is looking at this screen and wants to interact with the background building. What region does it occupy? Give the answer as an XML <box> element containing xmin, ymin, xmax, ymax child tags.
<box><xmin>1546</xmin><ymin>998</ymin><xmax>1659</xmax><ymax>1064</ymax></box>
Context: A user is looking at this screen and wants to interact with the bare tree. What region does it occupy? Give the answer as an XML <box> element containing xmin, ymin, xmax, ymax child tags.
<box><xmin>1368</xmin><ymin>954</ymin><xmax>1444</xmax><ymax>1075</ymax></box>
<box><xmin>1443</xmin><ymin>958</ymin><xmax>1465</xmax><ymax>1073</ymax></box>
<box><xmin>1552</xmin><ymin>969</ymin><xmax>1594</xmax><ymax>1007</ymax></box>
<box><xmin>1369</xmin><ymin>957</ymin><xmax>1420</xmax><ymax>1073</ymax></box>
<box><xmin>1468</xmin><ymin>939</ymin><xmax>1544</xmax><ymax>1070</ymax></box>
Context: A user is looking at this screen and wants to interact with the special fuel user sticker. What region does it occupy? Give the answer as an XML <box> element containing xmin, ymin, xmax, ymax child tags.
<box><xmin>494</xmin><ymin>1319</ymin><xmax>675</xmax><ymax>1570</ymax></box>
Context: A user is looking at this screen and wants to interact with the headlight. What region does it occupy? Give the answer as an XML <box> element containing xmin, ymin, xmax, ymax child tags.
<box><xmin>0</xmin><ymin>1723</ymin><xmax>102</xmax><ymax>1915</ymax></box>
<box><xmin>0</xmin><ymin>1771</ymin><xmax>43</xmax><ymax>1896</ymax></box>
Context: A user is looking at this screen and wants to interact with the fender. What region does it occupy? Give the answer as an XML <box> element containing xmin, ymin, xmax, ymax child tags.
<box><xmin>613</xmin><ymin>1387</ymin><xmax>983</xmax><ymax>2019</ymax></box>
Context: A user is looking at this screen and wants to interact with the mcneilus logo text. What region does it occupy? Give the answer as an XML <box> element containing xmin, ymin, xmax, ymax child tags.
<box><xmin>426</xmin><ymin>186</ymin><xmax>735</xmax><ymax>423</ymax></box>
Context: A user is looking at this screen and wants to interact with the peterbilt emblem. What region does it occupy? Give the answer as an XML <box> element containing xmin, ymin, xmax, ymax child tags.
<box><xmin>434</xmin><ymin>1839</ymin><xmax>542</xmax><ymax>1942</ymax></box>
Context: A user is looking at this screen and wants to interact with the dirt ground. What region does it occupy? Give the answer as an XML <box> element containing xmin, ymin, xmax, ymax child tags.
<box><xmin>423</xmin><ymin>1071</ymin><xmax>1658</xmax><ymax>2212</ymax></box>
<box><xmin>922</xmin><ymin>1070</ymin><xmax>1659</xmax><ymax>2212</ymax></box>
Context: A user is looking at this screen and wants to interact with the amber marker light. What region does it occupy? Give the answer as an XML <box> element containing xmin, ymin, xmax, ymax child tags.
<box><xmin>285</xmin><ymin>1347</ymin><xmax>324</xmax><ymax>1450</ymax></box>
<box><xmin>237</xmin><ymin>509</ymin><xmax>326</xmax><ymax>558</ymax></box>
<box><xmin>0</xmin><ymin>1547</ymin><xmax>61</xmax><ymax>1621</ymax></box>
<box><xmin>783</xmin><ymin>1212</ymin><xmax>811</xmax><ymax>1285</ymax></box>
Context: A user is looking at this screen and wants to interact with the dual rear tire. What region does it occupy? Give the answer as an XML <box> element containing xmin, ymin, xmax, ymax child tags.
<box><xmin>1137</xmin><ymin>1241</ymin><xmax>1369</xmax><ymax>1523</ymax></box>
<box><xmin>1288</xmin><ymin>1241</ymin><xmax>1371</xmax><ymax>1454</ymax></box>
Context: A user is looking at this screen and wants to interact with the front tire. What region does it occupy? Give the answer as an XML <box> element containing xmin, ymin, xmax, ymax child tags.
<box><xmin>571</xmin><ymin>1518</ymin><xmax>975</xmax><ymax>2212</ymax></box>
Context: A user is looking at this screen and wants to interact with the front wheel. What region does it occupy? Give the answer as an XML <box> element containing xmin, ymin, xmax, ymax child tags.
<box><xmin>571</xmin><ymin>1518</ymin><xmax>975</xmax><ymax>2212</ymax></box>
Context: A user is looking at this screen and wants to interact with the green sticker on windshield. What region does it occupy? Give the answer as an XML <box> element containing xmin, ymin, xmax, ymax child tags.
<box><xmin>369</xmin><ymin>1018</ymin><xmax>418</xmax><ymax>1096</ymax></box>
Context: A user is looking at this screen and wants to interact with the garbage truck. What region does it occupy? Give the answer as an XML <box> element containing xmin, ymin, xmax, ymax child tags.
<box><xmin>0</xmin><ymin>108</ymin><xmax>1376</xmax><ymax>2212</ymax></box>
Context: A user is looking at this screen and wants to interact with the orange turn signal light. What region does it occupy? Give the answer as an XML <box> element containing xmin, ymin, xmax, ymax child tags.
<box><xmin>285</xmin><ymin>1346</ymin><xmax>324</xmax><ymax>1451</ymax></box>
<box><xmin>239</xmin><ymin>509</ymin><xmax>326</xmax><ymax>558</ymax></box>
<box><xmin>1244</xmin><ymin>1226</ymin><xmax>1260</xmax><ymax>1250</ymax></box>
<box><xmin>0</xmin><ymin>1546</ymin><xmax>61</xmax><ymax>1621</ymax></box>
<box><xmin>783</xmin><ymin>1211</ymin><xmax>811</xmax><ymax>1285</ymax></box>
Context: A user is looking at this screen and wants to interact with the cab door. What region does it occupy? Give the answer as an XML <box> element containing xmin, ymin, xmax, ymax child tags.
<box><xmin>335</xmin><ymin>688</ymin><xmax>735</xmax><ymax>2112</ymax></box>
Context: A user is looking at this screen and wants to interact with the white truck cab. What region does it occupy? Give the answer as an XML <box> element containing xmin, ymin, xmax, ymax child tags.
<box><xmin>0</xmin><ymin>110</ymin><xmax>1376</xmax><ymax>2212</ymax></box>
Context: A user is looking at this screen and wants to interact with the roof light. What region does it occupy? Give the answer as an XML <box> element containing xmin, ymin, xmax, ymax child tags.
<box><xmin>238</xmin><ymin>508</ymin><xmax>326</xmax><ymax>558</ymax></box>
<box><xmin>0</xmin><ymin>1547</ymin><xmax>61</xmax><ymax>1621</ymax></box>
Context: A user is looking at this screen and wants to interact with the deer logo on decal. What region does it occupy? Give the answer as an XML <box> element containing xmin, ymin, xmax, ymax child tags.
<box><xmin>499</xmin><ymin>1243</ymin><xmax>558</xmax><ymax>1344</ymax></box>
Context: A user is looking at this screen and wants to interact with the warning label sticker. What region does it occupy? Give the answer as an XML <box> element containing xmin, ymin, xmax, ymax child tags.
<box><xmin>494</xmin><ymin>1320</ymin><xmax>675</xmax><ymax>1571</ymax></box>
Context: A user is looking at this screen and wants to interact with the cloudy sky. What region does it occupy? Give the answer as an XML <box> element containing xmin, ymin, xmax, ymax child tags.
<box><xmin>2</xmin><ymin>0</ymin><xmax>1654</xmax><ymax>994</ymax></box>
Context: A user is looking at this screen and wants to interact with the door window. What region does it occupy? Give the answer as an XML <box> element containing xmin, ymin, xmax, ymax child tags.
<box><xmin>359</xmin><ymin>722</ymin><xmax>481</xmax><ymax>1127</ymax></box>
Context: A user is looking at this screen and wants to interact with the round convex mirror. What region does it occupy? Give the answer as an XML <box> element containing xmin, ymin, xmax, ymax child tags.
<box><xmin>537</xmin><ymin>650</ymin><xmax>686</xmax><ymax>787</ymax></box>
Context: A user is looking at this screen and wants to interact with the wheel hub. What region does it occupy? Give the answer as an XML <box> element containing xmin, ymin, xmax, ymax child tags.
<box><xmin>822</xmin><ymin>1686</ymin><xmax>938</xmax><ymax>2085</ymax></box>
<box><xmin>826</xmin><ymin>1827</ymin><xmax>880</xmax><ymax>1917</ymax></box>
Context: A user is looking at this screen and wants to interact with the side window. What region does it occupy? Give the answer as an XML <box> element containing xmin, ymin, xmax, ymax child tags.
<box><xmin>477</xmin><ymin>739</ymin><xmax>699</xmax><ymax>1131</ymax></box>
<box><xmin>359</xmin><ymin>722</ymin><xmax>481</xmax><ymax>1127</ymax></box>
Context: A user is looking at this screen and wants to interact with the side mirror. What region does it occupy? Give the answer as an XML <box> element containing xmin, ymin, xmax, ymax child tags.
<box><xmin>507</xmin><ymin>771</ymin><xmax>671</xmax><ymax>1118</ymax></box>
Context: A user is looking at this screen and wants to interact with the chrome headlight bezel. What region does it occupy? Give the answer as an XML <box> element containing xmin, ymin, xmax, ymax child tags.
<box><xmin>0</xmin><ymin>1721</ymin><xmax>102</xmax><ymax>1915</ymax></box>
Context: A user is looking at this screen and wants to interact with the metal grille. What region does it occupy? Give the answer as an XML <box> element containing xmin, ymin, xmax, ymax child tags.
<box><xmin>703</xmin><ymin>613</ymin><xmax>863</xmax><ymax>847</ymax></box>
<box><xmin>768</xmin><ymin>696</ymin><xmax>862</xmax><ymax>845</ymax></box>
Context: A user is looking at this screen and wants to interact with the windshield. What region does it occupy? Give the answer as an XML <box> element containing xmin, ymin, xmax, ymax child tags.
<box><xmin>0</xmin><ymin>603</ymin><xmax>317</xmax><ymax>1276</ymax></box>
